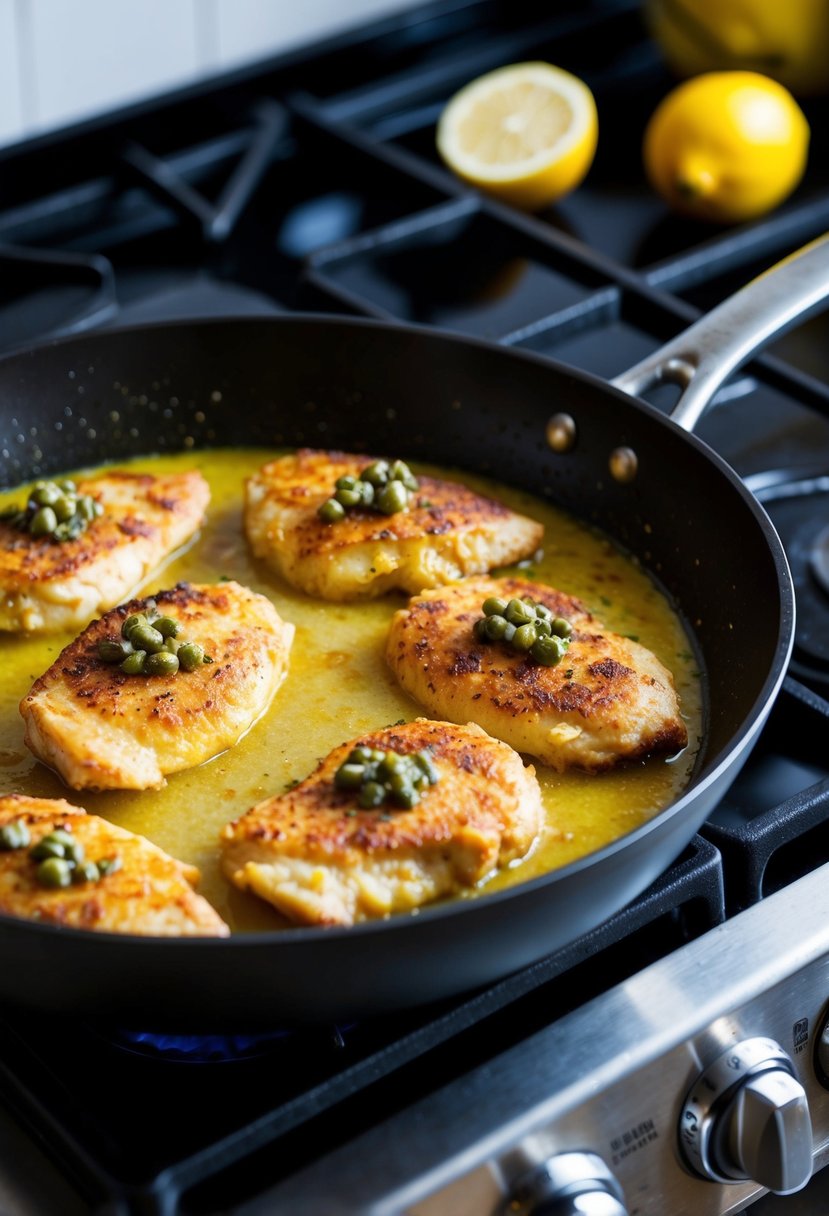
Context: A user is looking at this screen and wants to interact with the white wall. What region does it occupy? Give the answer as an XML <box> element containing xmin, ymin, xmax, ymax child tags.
<box><xmin>0</xmin><ymin>0</ymin><xmax>425</xmax><ymax>148</ymax></box>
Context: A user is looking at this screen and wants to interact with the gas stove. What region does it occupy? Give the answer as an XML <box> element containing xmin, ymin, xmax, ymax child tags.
<box><xmin>1</xmin><ymin>2</ymin><xmax>829</xmax><ymax>1213</ymax></box>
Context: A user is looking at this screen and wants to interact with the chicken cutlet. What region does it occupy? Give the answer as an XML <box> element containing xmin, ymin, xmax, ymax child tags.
<box><xmin>220</xmin><ymin>718</ymin><xmax>543</xmax><ymax>926</ymax></box>
<box><xmin>0</xmin><ymin>794</ymin><xmax>228</xmax><ymax>935</ymax></box>
<box><xmin>243</xmin><ymin>448</ymin><xmax>543</xmax><ymax>600</ymax></box>
<box><xmin>20</xmin><ymin>581</ymin><xmax>294</xmax><ymax>791</ymax></box>
<box><xmin>386</xmin><ymin>577</ymin><xmax>688</xmax><ymax>772</ymax></box>
<box><xmin>0</xmin><ymin>469</ymin><xmax>209</xmax><ymax>633</ymax></box>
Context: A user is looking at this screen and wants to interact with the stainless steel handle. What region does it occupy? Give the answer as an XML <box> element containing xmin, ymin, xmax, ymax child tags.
<box><xmin>611</xmin><ymin>231</ymin><xmax>829</xmax><ymax>433</ymax></box>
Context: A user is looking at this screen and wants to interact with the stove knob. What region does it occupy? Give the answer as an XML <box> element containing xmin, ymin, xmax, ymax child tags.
<box><xmin>504</xmin><ymin>1151</ymin><xmax>628</xmax><ymax>1215</ymax></box>
<box><xmin>679</xmin><ymin>1037</ymin><xmax>812</xmax><ymax>1194</ymax></box>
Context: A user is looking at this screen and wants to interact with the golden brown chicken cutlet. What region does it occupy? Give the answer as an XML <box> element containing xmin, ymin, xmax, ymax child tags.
<box><xmin>220</xmin><ymin>718</ymin><xmax>543</xmax><ymax>926</ymax></box>
<box><xmin>0</xmin><ymin>794</ymin><xmax>228</xmax><ymax>935</ymax></box>
<box><xmin>20</xmin><ymin>581</ymin><xmax>294</xmax><ymax>791</ymax></box>
<box><xmin>243</xmin><ymin>448</ymin><xmax>543</xmax><ymax>600</ymax></box>
<box><xmin>386</xmin><ymin>577</ymin><xmax>688</xmax><ymax>772</ymax></box>
<box><xmin>0</xmin><ymin>469</ymin><xmax>210</xmax><ymax>632</ymax></box>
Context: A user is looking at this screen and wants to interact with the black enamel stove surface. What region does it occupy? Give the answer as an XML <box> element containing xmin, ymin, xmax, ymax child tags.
<box><xmin>2</xmin><ymin>1</ymin><xmax>829</xmax><ymax>1212</ymax></box>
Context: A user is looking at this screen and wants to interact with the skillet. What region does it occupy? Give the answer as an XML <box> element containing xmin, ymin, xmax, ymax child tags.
<box><xmin>0</xmin><ymin>234</ymin><xmax>826</xmax><ymax>1026</ymax></box>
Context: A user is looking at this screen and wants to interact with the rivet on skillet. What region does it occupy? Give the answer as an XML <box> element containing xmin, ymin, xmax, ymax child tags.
<box><xmin>546</xmin><ymin>413</ymin><xmax>576</xmax><ymax>452</ymax></box>
<box><xmin>609</xmin><ymin>446</ymin><xmax>638</xmax><ymax>483</ymax></box>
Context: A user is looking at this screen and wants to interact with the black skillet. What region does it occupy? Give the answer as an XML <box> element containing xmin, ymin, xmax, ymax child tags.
<box><xmin>0</xmin><ymin>235</ymin><xmax>827</xmax><ymax>1026</ymax></box>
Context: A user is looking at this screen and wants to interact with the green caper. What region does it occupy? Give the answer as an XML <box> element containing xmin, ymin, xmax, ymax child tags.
<box><xmin>98</xmin><ymin>638</ymin><xmax>132</xmax><ymax>663</ymax></box>
<box><xmin>334</xmin><ymin>486</ymin><xmax>362</xmax><ymax>508</ymax></box>
<box><xmin>0</xmin><ymin>820</ymin><xmax>30</xmax><ymax>850</ymax></box>
<box><xmin>483</xmin><ymin>597</ymin><xmax>508</xmax><ymax>617</ymax></box>
<box><xmin>483</xmin><ymin>614</ymin><xmax>511</xmax><ymax>642</ymax></box>
<box><xmin>154</xmin><ymin>616</ymin><xmax>180</xmax><ymax>639</ymax></box>
<box><xmin>30</xmin><ymin>506</ymin><xmax>57</xmax><ymax>536</ymax></box>
<box><xmin>129</xmin><ymin>624</ymin><xmax>165</xmax><ymax>653</ymax></box>
<box><xmin>357</xmin><ymin>480</ymin><xmax>375</xmax><ymax>506</ymax></box>
<box><xmin>122</xmin><ymin>613</ymin><xmax>148</xmax><ymax>638</ymax></box>
<box><xmin>513</xmin><ymin>623</ymin><xmax>539</xmax><ymax>651</ymax></box>
<box><xmin>58</xmin><ymin>480</ymin><xmax>77</xmax><ymax>494</ymax></box>
<box><xmin>36</xmin><ymin>857</ymin><xmax>74</xmax><ymax>888</ymax></box>
<box><xmin>394</xmin><ymin>786</ymin><xmax>420</xmax><ymax>809</ymax></box>
<box><xmin>178</xmin><ymin>642</ymin><xmax>205</xmax><ymax>671</ymax></box>
<box><xmin>360</xmin><ymin>460</ymin><xmax>389</xmax><ymax>486</ymax></box>
<box><xmin>552</xmin><ymin>617</ymin><xmax>573</xmax><ymax>638</ymax></box>
<box><xmin>473</xmin><ymin>618</ymin><xmax>489</xmax><ymax>643</ymax></box>
<box><xmin>530</xmin><ymin>634</ymin><xmax>568</xmax><ymax>666</ymax></box>
<box><xmin>76</xmin><ymin>497</ymin><xmax>95</xmax><ymax>521</ymax></box>
<box><xmin>30</xmin><ymin>482</ymin><xmax>62</xmax><ymax>507</ymax></box>
<box><xmin>334</xmin><ymin>763</ymin><xmax>365</xmax><ymax>789</ymax></box>
<box><xmin>318</xmin><ymin>498</ymin><xmax>345</xmax><ymax>524</ymax></box>
<box><xmin>47</xmin><ymin>829</ymin><xmax>76</xmax><ymax>847</ymax></box>
<box><xmin>53</xmin><ymin>495</ymin><xmax>76</xmax><ymax>522</ymax></box>
<box><xmin>388</xmin><ymin>770</ymin><xmax>412</xmax><ymax>797</ymax></box>
<box><xmin>358</xmin><ymin>781</ymin><xmax>386</xmax><ymax>808</ymax></box>
<box><xmin>97</xmin><ymin>855</ymin><xmax>122</xmax><ymax>876</ymax></box>
<box><xmin>414</xmin><ymin>751</ymin><xmax>439</xmax><ymax>783</ymax></box>
<box><xmin>376</xmin><ymin>479</ymin><xmax>409</xmax><ymax>515</ymax></box>
<box><xmin>335</xmin><ymin>475</ymin><xmax>358</xmax><ymax>492</ymax></box>
<box><xmin>389</xmin><ymin>460</ymin><xmax>418</xmax><ymax>491</ymax></box>
<box><xmin>121</xmin><ymin>650</ymin><xmax>147</xmax><ymax>675</ymax></box>
<box><xmin>71</xmin><ymin>860</ymin><xmax>101</xmax><ymax>884</ymax></box>
<box><xmin>350</xmin><ymin>746</ymin><xmax>373</xmax><ymax>764</ymax></box>
<box><xmin>29</xmin><ymin>837</ymin><xmax>66</xmax><ymax>860</ymax></box>
<box><xmin>535</xmin><ymin>604</ymin><xmax>552</xmax><ymax>621</ymax></box>
<box><xmin>505</xmin><ymin>598</ymin><xmax>534</xmax><ymax>626</ymax></box>
<box><xmin>534</xmin><ymin>617</ymin><xmax>552</xmax><ymax>638</ymax></box>
<box><xmin>63</xmin><ymin>838</ymin><xmax>86</xmax><ymax>865</ymax></box>
<box><xmin>145</xmin><ymin>651</ymin><xmax>180</xmax><ymax>677</ymax></box>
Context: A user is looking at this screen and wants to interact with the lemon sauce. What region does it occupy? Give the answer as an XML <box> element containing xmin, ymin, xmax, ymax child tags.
<box><xmin>0</xmin><ymin>450</ymin><xmax>703</xmax><ymax>931</ymax></box>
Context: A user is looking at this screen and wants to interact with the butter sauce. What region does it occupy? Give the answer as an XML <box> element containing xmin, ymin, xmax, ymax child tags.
<box><xmin>0</xmin><ymin>450</ymin><xmax>702</xmax><ymax>931</ymax></box>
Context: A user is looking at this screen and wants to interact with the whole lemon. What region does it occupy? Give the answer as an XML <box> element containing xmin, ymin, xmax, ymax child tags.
<box><xmin>643</xmin><ymin>71</ymin><xmax>810</xmax><ymax>223</ymax></box>
<box><xmin>645</xmin><ymin>0</ymin><xmax>829</xmax><ymax>96</ymax></box>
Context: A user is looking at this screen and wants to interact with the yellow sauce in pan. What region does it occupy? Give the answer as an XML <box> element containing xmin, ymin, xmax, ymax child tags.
<box><xmin>0</xmin><ymin>450</ymin><xmax>703</xmax><ymax>931</ymax></box>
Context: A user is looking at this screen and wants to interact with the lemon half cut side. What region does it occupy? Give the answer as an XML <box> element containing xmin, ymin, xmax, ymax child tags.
<box><xmin>436</xmin><ymin>61</ymin><xmax>599</xmax><ymax>212</ymax></box>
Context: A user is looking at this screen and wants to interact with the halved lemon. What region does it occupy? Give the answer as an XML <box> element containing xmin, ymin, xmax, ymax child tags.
<box><xmin>436</xmin><ymin>62</ymin><xmax>598</xmax><ymax>211</ymax></box>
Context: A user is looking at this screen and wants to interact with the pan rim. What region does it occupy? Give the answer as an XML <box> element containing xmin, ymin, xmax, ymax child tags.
<box><xmin>0</xmin><ymin>312</ymin><xmax>795</xmax><ymax>950</ymax></box>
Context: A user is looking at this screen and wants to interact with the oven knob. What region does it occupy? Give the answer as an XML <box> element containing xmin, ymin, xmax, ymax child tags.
<box><xmin>504</xmin><ymin>1151</ymin><xmax>628</xmax><ymax>1215</ymax></box>
<box><xmin>679</xmin><ymin>1037</ymin><xmax>812</xmax><ymax>1194</ymax></box>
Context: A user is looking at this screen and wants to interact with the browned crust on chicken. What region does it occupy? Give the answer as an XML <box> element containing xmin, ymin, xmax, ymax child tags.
<box><xmin>386</xmin><ymin>577</ymin><xmax>688</xmax><ymax>772</ymax></box>
<box><xmin>20</xmin><ymin>581</ymin><xmax>294</xmax><ymax>791</ymax></box>
<box><xmin>0</xmin><ymin>794</ymin><xmax>228</xmax><ymax>935</ymax></box>
<box><xmin>0</xmin><ymin>470</ymin><xmax>210</xmax><ymax>632</ymax></box>
<box><xmin>243</xmin><ymin>449</ymin><xmax>543</xmax><ymax>600</ymax></box>
<box><xmin>220</xmin><ymin>718</ymin><xmax>543</xmax><ymax>925</ymax></box>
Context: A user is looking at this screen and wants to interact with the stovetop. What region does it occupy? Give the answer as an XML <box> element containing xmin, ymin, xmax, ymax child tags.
<box><xmin>1</xmin><ymin>1</ymin><xmax>829</xmax><ymax>1213</ymax></box>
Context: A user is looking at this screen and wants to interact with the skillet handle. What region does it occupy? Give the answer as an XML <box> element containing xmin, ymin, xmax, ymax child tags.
<box><xmin>611</xmin><ymin>231</ymin><xmax>829</xmax><ymax>433</ymax></box>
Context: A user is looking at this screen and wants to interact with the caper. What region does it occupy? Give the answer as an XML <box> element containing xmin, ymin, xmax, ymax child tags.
<box><xmin>122</xmin><ymin>613</ymin><xmax>148</xmax><ymax>638</ymax></box>
<box><xmin>390</xmin><ymin>460</ymin><xmax>418</xmax><ymax>491</ymax></box>
<box><xmin>53</xmin><ymin>495</ymin><xmax>76</xmax><ymax>522</ymax></box>
<box><xmin>63</xmin><ymin>838</ymin><xmax>86</xmax><ymax>865</ymax></box>
<box><xmin>0</xmin><ymin>820</ymin><xmax>30</xmax><ymax>850</ymax></box>
<box><xmin>121</xmin><ymin>650</ymin><xmax>147</xmax><ymax>675</ymax></box>
<box><xmin>72</xmin><ymin>860</ymin><xmax>101</xmax><ymax>884</ymax></box>
<box><xmin>98</xmin><ymin>638</ymin><xmax>132</xmax><ymax>663</ymax></box>
<box><xmin>535</xmin><ymin>617</ymin><xmax>552</xmax><ymax>637</ymax></box>
<box><xmin>350</xmin><ymin>746</ymin><xmax>373</xmax><ymax>764</ymax></box>
<box><xmin>93</xmin><ymin>500</ymin><xmax>104</xmax><ymax>517</ymax></box>
<box><xmin>318</xmin><ymin>498</ymin><xmax>345</xmax><ymax>524</ymax></box>
<box><xmin>414</xmin><ymin>751</ymin><xmax>439</xmax><ymax>784</ymax></box>
<box><xmin>36</xmin><ymin>857</ymin><xmax>74</xmax><ymax>888</ymax></box>
<box><xmin>513</xmin><ymin>623</ymin><xmax>539</xmax><ymax>651</ymax></box>
<box><xmin>145</xmin><ymin>651</ymin><xmax>180</xmax><ymax>676</ymax></box>
<box><xmin>552</xmin><ymin>617</ymin><xmax>573</xmax><ymax>638</ymax></box>
<box><xmin>30</xmin><ymin>483</ymin><xmax>62</xmax><ymax>507</ymax></box>
<box><xmin>129</xmin><ymin>624</ymin><xmax>165</xmax><ymax>654</ymax></box>
<box><xmin>358</xmin><ymin>781</ymin><xmax>386</xmax><ymax>808</ymax></box>
<box><xmin>483</xmin><ymin>614</ymin><xmax>511</xmax><ymax>642</ymax></box>
<box><xmin>334</xmin><ymin>763</ymin><xmax>365</xmax><ymax>789</ymax></box>
<box><xmin>377</xmin><ymin>479</ymin><xmax>408</xmax><ymax>515</ymax></box>
<box><xmin>97</xmin><ymin>856</ymin><xmax>122</xmax><ymax>877</ymax></box>
<box><xmin>530</xmin><ymin>634</ymin><xmax>568</xmax><ymax>666</ymax></box>
<box><xmin>77</xmin><ymin>496</ymin><xmax>96</xmax><ymax>521</ymax></box>
<box><xmin>334</xmin><ymin>487</ymin><xmax>362</xmax><ymax>508</ymax></box>
<box><xmin>58</xmin><ymin>480</ymin><xmax>77</xmax><ymax>494</ymax></box>
<box><xmin>505</xmin><ymin>598</ymin><xmax>534</xmax><ymax>626</ymax></box>
<box><xmin>483</xmin><ymin>597</ymin><xmax>508</xmax><ymax>617</ymax></box>
<box><xmin>178</xmin><ymin>642</ymin><xmax>205</xmax><ymax>671</ymax></box>
<box><xmin>30</xmin><ymin>506</ymin><xmax>57</xmax><ymax>536</ymax></box>
<box><xmin>357</xmin><ymin>480</ymin><xmax>375</xmax><ymax>506</ymax></box>
<box><xmin>154</xmin><ymin>616</ymin><xmax>180</xmax><ymax>639</ymax></box>
<box><xmin>335</xmin><ymin>475</ymin><xmax>358</xmax><ymax>492</ymax></box>
<box><xmin>29</xmin><ymin>837</ymin><xmax>66</xmax><ymax>860</ymax></box>
<box><xmin>473</xmin><ymin>618</ymin><xmax>489</xmax><ymax>643</ymax></box>
<box><xmin>394</xmin><ymin>786</ymin><xmax>420</xmax><ymax>809</ymax></box>
<box><xmin>165</xmin><ymin>637</ymin><xmax>182</xmax><ymax>655</ymax></box>
<box><xmin>535</xmin><ymin>604</ymin><xmax>552</xmax><ymax>621</ymax></box>
<box><xmin>360</xmin><ymin>460</ymin><xmax>389</xmax><ymax>486</ymax></box>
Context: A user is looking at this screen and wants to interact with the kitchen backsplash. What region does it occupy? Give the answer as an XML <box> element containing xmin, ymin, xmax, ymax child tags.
<box><xmin>0</xmin><ymin>0</ymin><xmax>424</xmax><ymax>147</ymax></box>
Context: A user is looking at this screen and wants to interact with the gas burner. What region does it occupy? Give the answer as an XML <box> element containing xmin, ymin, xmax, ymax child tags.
<box><xmin>89</xmin><ymin>1022</ymin><xmax>352</xmax><ymax>1063</ymax></box>
<box><xmin>746</xmin><ymin>469</ymin><xmax>829</xmax><ymax>694</ymax></box>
